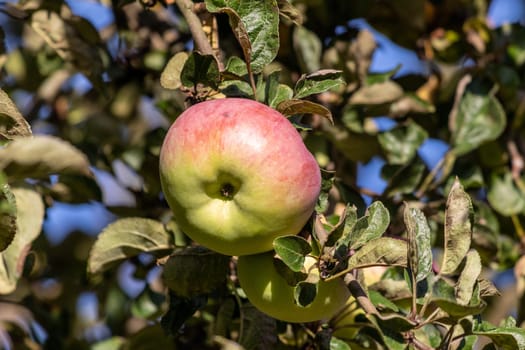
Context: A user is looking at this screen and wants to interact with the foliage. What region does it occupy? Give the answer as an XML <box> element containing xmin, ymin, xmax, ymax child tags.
<box><xmin>1</xmin><ymin>0</ymin><xmax>525</xmax><ymax>349</ymax></box>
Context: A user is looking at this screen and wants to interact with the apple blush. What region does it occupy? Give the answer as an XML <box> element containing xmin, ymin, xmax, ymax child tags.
<box><xmin>159</xmin><ymin>98</ymin><xmax>321</xmax><ymax>256</ymax></box>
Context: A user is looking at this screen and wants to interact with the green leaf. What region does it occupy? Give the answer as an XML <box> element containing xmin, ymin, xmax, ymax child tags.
<box><xmin>293</xmin><ymin>25</ymin><xmax>322</xmax><ymax>73</ymax></box>
<box><xmin>404</xmin><ymin>205</ymin><xmax>432</xmax><ymax>283</ymax></box>
<box><xmin>349</xmin><ymin>81</ymin><xmax>403</xmax><ymax>105</ymax></box>
<box><xmin>474</xmin><ymin>324</ymin><xmax>525</xmax><ymax>350</ymax></box>
<box><xmin>378</xmin><ymin>121</ymin><xmax>428</xmax><ymax>165</ymax></box>
<box><xmin>346</xmin><ymin>237</ymin><xmax>408</xmax><ymax>271</ymax></box>
<box><xmin>273</xmin><ymin>235</ymin><xmax>311</xmax><ymax>272</ymax></box>
<box><xmin>487</xmin><ymin>172</ymin><xmax>525</xmax><ymax>216</ymax></box>
<box><xmin>330</xmin><ymin>336</ymin><xmax>352</xmax><ymax>350</ymax></box>
<box><xmin>432</xmin><ymin>278</ymin><xmax>486</xmax><ymax>318</ymax></box>
<box><xmin>0</xmin><ymin>88</ymin><xmax>31</xmax><ymax>140</ymax></box>
<box><xmin>180</xmin><ymin>51</ymin><xmax>220</xmax><ymax>89</ymax></box>
<box><xmin>277</xmin><ymin>99</ymin><xmax>333</xmax><ymax>123</ymax></box>
<box><xmin>238</xmin><ymin>304</ymin><xmax>278</xmax><ymax>349</ymax></box>
<box><xmin>205</xmin><ymin>0</ymin><xmax>279</xmax><ymax>74</ymax></box>
<box><xmin>92</xmin><ymin>337</ymin><xmax>126</xmax><ymax>350</ymax></box>
<box><xmin>160</xmin><ymin>52</ymin><xmax>189</xmax><ymax>90</ymax></box>
<box><xmin>294</xmin><ymin>70</ymin><xmax>344</xmax><ymax>99</ymax></box>
<box><xmin>451</xmin><ymin>90</ymin><xmax>506</xmax><ymax>156</ymax></box>
<box><xmin>162</xmin><ymin>246</ymin><xmax>230</xmax><ymax>297</ymax></box>
<box><xmin>441</xmin><ymin>178</ymin><xmax>474</xmax><ymax>274</ymax></box>
<box><xmin>87</xmin><ymin>218</ymin><xmax>174</xmax><ymax>276</ymax></box>
<box><xmin>131</xmin><ymin>287</ymin><xmax>165</xmax><ymax>320</ymax></box>
<box><xmin>389</xmin><ymin>93</ymin><xmax>436</xmax><ymax>117</ymax></box>
<box><xmin>294</xmin><ymin>281</ymin><xmax>317</xmax><ymax>307</ymax></box>
<box><xmin>456</xmin><ymin>250</ymin><xmax>482</xmax><ymax>306</ymax></box>
<box><xmin>0</xmin><ymin>182</ymin><xmax>16</xmax><ymax>252</ymax></box>
<box><xmin>0</xmin><ymin>135</ymin><xmax>91</xmax><ymax>181</ymax></box>
<box><xmin>224</xmin><ymin>56</ymin><xmax>248</xmax><ymax>77</ymax></box>
<box><xmin>0</xmin><ymin>188</ymin><xmax>44</xmax><ymax>294</ymax></box>
<box><xmin>382</xmin><ymin>157</ymin><xmax>426</xmax><ymax>197</ymax></box>
<box><xmin>260</xmin><ymin>70</ymin><xmax>293</xmax><ymax>108</ymax></box>
<box><xmin>348</xmin><ymin>201</ymin><xmax>390</xmax><ymax>251</ymax></box>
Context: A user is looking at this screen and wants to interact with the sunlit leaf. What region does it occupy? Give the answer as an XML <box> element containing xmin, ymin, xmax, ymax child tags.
<box><xmin>404</xmin><ymin>205</ymin><xmax>432</xmax><ymax>283</ymax></box>
<box><xmin>456</xmin><ymin>250</ymin><xmax>482</xmax><ymax>306</ymax></box>
<box><xmin>0</xmin><ymin>135</ymin><xmax>91</xmax><ymax>181</ymax></box>
<box><xmin>206</xmin><ymin>0</ymin><xmax>279</xmax><ymax>74</ymax></box>
<box><xmin>348</xmin><ymin>201</ymin><xmax>390</xmax><ymax>251</ymax></box>
<box><xmin>0</xmin><ymin>88</ymin><xmax>31</xmax><ymax>140</ymax></box>
<box><xmin>294</xmin><ymin>69</ymin><xmax>344</xmax><ymax>99</ymax></box>
<box><xmin>349</xmin><ymin>81</ymin><xmax>403</xmax><ymax>105</ymax></box>
<box><xmin>473</xmin><ymin>320</ymin><xmax>525</xmax><ymax>349</ymax></box>
<box><xmin>0</xmin><ymin>182</ymin><xmax>16</xmax><ymax>252</ymax></box>
<box><xmin>273</xmin><ymin>235</ymin><xmax>311</xmax><ymax>272</ymax></box>
<box><xmin>87</xmin><ymin>218</ymin><xmax>174</xmax><ymax>276</ymax></box>
<box><xmin>451</xmin><ymin>90</ymin><xmax>506</xmax><ymax>156</ymax></box>
<box><xmin>160</xmin><ymin>52</ymin><xmax>189</xmax><ymax>90</ymax></box>
<box><xmin>277</xmin><ymin>99</ymin><xmax>333</xmax><ymax>123</ymax></box>
<box><xmin>441</xmin><ymin>178</ymin><xmax>473</xmax><ymax>275</ymax></box>
<box><xmin>0</xmin><ymin>188</ymin><xmax>44</xmax><ymax>295</ymax></box>
<box><xmin>346</xmin><ymin>237</ymin><xmax>408</xmax><ymax>271</ymax></box>
<box><xmin>432</xmin><ymin>278</ymin><xmax>485</xmax><ymax>318</ymax></box>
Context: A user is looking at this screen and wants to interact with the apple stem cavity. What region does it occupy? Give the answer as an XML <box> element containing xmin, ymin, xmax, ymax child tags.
<box><xmin>220</xmin><ymin>183</ymin><xmax>236</xmax><ymax>200</ymax></box>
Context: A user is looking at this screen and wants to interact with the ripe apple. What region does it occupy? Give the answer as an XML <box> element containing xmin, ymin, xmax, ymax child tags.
<box><xmin>159</xmin><ymin>98</ymin><xmax>321</xmax><ymax>256</ymax></box>
<box><xmin>237</xmin><ymin>251</ymin><xmax>350</xmax><ymax>323</ymax></box>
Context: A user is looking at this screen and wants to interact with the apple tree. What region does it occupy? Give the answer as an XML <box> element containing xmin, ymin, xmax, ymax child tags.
<box><xmin>1</xmin><ymin>0</ymin><xmax>525</xmax><ymax>349</ymax></box>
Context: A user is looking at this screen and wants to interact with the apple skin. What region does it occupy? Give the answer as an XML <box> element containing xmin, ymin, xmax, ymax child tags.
<box><xmin>159</xmin><ymin>98</ymin><xmax>321</xmax><ymax>256</ymax></box>
<box><xmin>237</xmin><ymin>252</ymin><xmax>350</xmax><ymax>323</ymax></box>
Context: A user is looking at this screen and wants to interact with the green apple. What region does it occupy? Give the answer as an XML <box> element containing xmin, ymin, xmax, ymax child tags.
<box><xmin>159</xmin><ymin>98</ymin><xmax>321</xmax><ymax>256</ymax></box>
<box><xmin>331</xmin><ymin>297</ymin><xmax>365</xmax><ymax>340</ymax></box>
<box><xmin>237</xmin><ymin>251</ymin><xmax>350</xmax><ymax>323</ymax></box>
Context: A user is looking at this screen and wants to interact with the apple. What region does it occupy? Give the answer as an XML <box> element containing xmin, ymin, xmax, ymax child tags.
<box><xmin>331</xmin><ymin>296</ymin><xmax>365</xmax><ymax>340</ymax></box>
<box><xmin>159</xmin><ymin>98</ymin><xmax>321</xmax><ymax>256</ymax></box>
<box><xmin>237</xmin><ymin>251</ymin><xmax>350</xmax><ymax>323</ymax></box>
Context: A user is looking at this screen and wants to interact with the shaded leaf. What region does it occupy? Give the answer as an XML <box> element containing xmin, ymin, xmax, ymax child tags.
<box><xmin>294</xmin><ymin>281</ymin><xmax>317</xmax><ymax>307</ymax></box>
<box><xmin>451</xmin><ymin>91</ymin><xmax>506</xmax><ymax>156</ymax></box>
<box><xmin>456</xmin><ymin>250</ymin><xmax>482</xmax><ymax>305</ymax></box>
<box><xmin>277</xmin><ymin>99</ymin><xmax>333</xmax><ymax>123</ymax></box>
<box><xmin>294</xmin><ymin>70</ymin><xmax>344</xmax><ymax>99</ymax></box>
<box><xmin>206</xmin><ymin>0</ymin><xmax>279</xmax><ymax>74</ymax></box>
<box><xmin>0</xmin><ymin>188</ymin><xmax>44</xmax><ymax>294</ymax></box>
<box><xmin>441</xmin><ymin>178</ymin><xmax>474</xmax><ymax>274</ymax></box>
<box><xmin>162</xmin><ymin>246</ymin><xmax>230</xmax><ymax>297</ymax></box>
<box><xmin>87</xmin><ymin>218</ymin><xmax>174</xmax><ymax>276</ymax></box>
<box><xmin>349</xmin><ymin>81</ymin><xmax>403</xmax><ymax>105</ymax></box>
<box><xmin>180</xmin><ymin>51</ymin><xmax>220</xmax><ymax>89</ymax></box>
<box><xmin>238</xmin><ymin>304</ymin><xmax>278</xmax><ymax>350</ymax></box>
<box><xmin>0</xmin><ymin>88</ymin><xmax>31</xmax><ymax>139</ymax></box>
<box><xmin>378</xmin><ymin>122</ymin><xmax>428</xmax><ymax>165</ymax></box>
<box><xmin>0</xmin><ymin>135</ymin><xmax>91</xmax><ymax>181</ymax></box>
<box><xmin>382</xmin><ymin>157</ymin><xmax>426</xmax><ymax>197</ymax></box>
<box><xmin>277</xmin><ymin>0</ymin><xmax>302</xmax><ymax>25</ymax></box>
<box><xmin>273</xmin><ymin>235</ymin><xmax>311</xmax><ymax>272</ymax></box>
<box><xmin>389</xmin><ymin>93</ymin><xmax>436</xmax><ymax>117</ymax></box>
<box><xmin>160</xmin><ymin>52</ymin><xmax>189</xmax><ymax>90</ymax></box>
<box><xmin>487</xmin><ymin>172</ymin><xmax>525</xmax><ymax>216</ymax></box>
<box><xmin>346</xmin><ymin>237</ymin><xmax>408</xmax><ymax>271</ymax></box>
<box><xmin>293</xmin><ymin>25</ymin><xmax>322</xmax><ymax>73</ymax></box>
<box><xmin>273</xmin><ymin>257</ymin><xmax>308</xmax><ymax>286</ymax></box>
<box><xmin>404</xmin><ymin>205</ymin><xmax>432</xmax><ymax>283</ymax></box>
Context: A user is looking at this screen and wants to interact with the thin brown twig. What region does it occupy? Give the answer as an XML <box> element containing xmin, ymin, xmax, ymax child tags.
<box><xmin>343</xmin><ymin>273</ymin><xmax>379</xmax><ymax>316</ymax></box>
<box><xmin>175</xmin><ymin>0</ymin><xmax>214</xmax><ymax>56</ymax></box>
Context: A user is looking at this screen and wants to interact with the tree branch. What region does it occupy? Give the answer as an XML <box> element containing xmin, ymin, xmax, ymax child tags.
<box><xmin>175</xmin><ymin>0</ymin><xmax>214</xmax><ymax>56</ymax></box>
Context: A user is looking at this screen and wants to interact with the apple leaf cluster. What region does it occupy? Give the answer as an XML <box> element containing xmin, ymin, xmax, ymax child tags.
<box><xmin>1</xmin><ymin>0</ymin><xmax>525</xmax><ymax>349</ymax></box>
